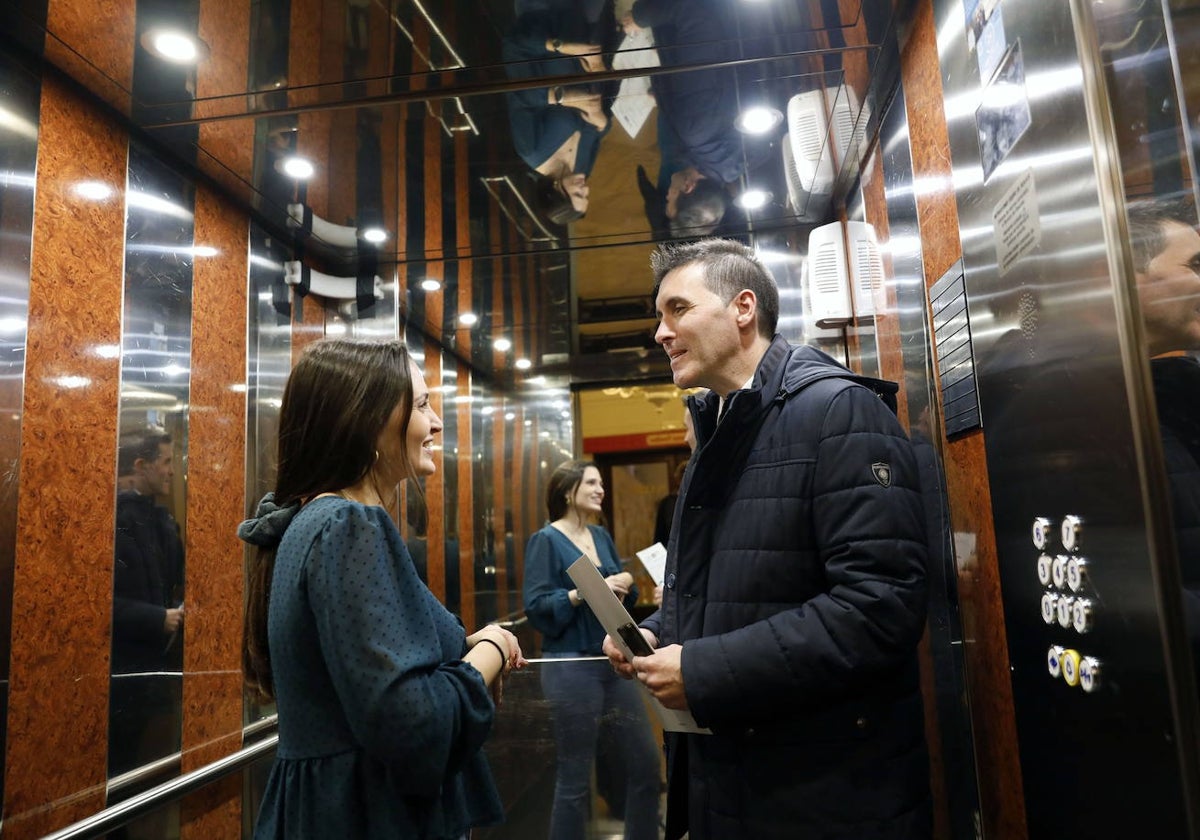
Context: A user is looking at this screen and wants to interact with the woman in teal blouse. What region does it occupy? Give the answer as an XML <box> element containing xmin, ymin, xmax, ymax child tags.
<box><xmin>239</xmin><ymin>339</ymin><xmax>524</xmax><ymax>839</ymax></box>
<box><xmin>523</xmin><ymin>460</ymin><xmax>661</xmax><ymax>840</ymax></box>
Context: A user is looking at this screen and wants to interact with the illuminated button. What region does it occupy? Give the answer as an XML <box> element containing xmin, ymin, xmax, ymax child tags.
<box><xmin>1032</xmin><ymin>517</ymin><xmax>1052</xmax><ymax>550</ymax></box>
<box><xmin>1037</xmin><ymin>554</ymin><xmax>1053</xmax><ymax>586</ymax></box>
<box><xmin>1057</xmin><ymin>595</ymin><xmax>1075</xmax><ymax>628</ymax></box>
<box><xmin>1066</xmin><ymin>557</ymin><xmax>1089</xmax><ymax>593</ymax></box>
<box><xmin>1046</xmin><ymin>645</ymin><xmax>1064</xmax><ymax>678</ymax></box>
<box><xmin>1079</xmin><ymin>657</ymin><xmax>1102</xmax><ymax>693</ymax></box>
<box><xmin>1041</xmin><ymin>591</ymin><xmax>1059</xmax><ymax>625</ymax></box>
<box><xmin>1061</xmin><ymin>515</ymin><xmax>1082</xmax><ymax>552</ymax></box>
<box><xmin>1051</xmin><ymin>555</ymin><xmax>1068</xmax><ymax>589</ymax></box>
<box><xmin>1061</xmin><ymin>649</ymin><xmax>1082</xmax><ymax>687</ymax></box>
<box><xmin>1072</xmin><ymin>599</ymin><xmax>1094</xmax><ymax>634</ymax></box>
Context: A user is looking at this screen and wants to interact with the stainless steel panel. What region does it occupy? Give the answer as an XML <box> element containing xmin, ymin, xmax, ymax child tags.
<box><xmin>933</xmin><ymin>0</ymin><xmax>1200</xmax><ymax>833</ymax></box>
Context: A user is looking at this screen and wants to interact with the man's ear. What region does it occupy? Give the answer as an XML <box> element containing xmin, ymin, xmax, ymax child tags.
<box><xmin>733</xmin><ymin>289</ymin><xmax>758</xmax><ymax>330</ymax></box>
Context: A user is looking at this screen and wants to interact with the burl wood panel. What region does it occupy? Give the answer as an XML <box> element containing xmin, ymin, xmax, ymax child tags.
<box><xmin>179</xmin><ymin>184</ymin><xmax>250</xmax><ymax>839</ymax></box>
<box><xmin>454</xmin><ymin>131</ymin><xmax>476</xmax><ymax>629</ymax></box>
<box><xmin>3</xmin><ymin>74</ymin><xmax>127</xmax><ymax>838</ymax></box>
<box><xmin>901</xmin><ymin>2</ymin><xmax>1027</xmax><ymax>837</ymax></box>
<box><xmin>44</xmin><ymin>0</ymin><xmax>134</xmax><ymax>114</ymax></box>
<box><xmin>197</xmin><ymin>0</ymin><xmax>254</xmax><ymax>186</ymax></box>
<box><xmin>424</xmin><ymin>339</ymin><xmax>446</xmax><ymax>602</ymax></box>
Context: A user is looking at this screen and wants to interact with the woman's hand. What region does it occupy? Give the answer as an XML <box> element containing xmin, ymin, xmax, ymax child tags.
<box><xmin>467</xmin><ymin>625</ymin><xmax>528</xmax><ymax>673</ymax></box>
<box><xmin>605</xmin><ymin>571</ymin><xmax>634</xmax><ymax>597</ymax></box>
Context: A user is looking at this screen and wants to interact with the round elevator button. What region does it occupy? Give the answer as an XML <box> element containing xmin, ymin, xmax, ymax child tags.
<box><xmin>1037</xmin><ymin>554</ymin><xmax>1053</xmax><ymax>586</ymax></box>
<box><xmin>1041</xmin><ymin>592</ymin><xmax>1059</xmax><ymax>625</ymax></box>
<box><xmin>1051</xmin><ymin>555</ymin><xmax>1068</xmax><ymax>589</ymax></box>
<box><xmin>1032</xmin><ymin>517</ymin><xmax>1052</xmax><ymax>550</ymax></box>
<box><xmin>1057</xmin><ymin>595</ymin><xmax>1075</xmax><ymax>628</ymax></box>
<box><xmin>1072</xmin><ymin>599</ymin><xmax>1094</xmax><ymax>634</ymax></box>
<box><xmin>1061</xmin><ymin>649</ymin><xmax>1082</xmax><ymax>687</ymax></box>
<box><xmin>1066</xmin><ymin>557</ymin><xmax>1089</xmax><ymax>593</ymax></box>
<box><xmin>1047</xmin><ymin>645</ymin><xmax>1064</xmax><ymax>678</ymax></box>
<box><xmin>1061</xmin><ymin>515</ymin><xmax>1082</xmax><ymax>552</ymax></box>
<box><xmin>1079</xmin><ymin>657</ymin><xmax>1101</xmax><ymax>693</ymax></box>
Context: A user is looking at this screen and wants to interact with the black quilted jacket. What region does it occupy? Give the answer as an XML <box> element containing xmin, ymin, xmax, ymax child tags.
<box><xmin>643</xmin><ymin>336</ymin><xmax>932</xmax><ymax>840</ymax></box>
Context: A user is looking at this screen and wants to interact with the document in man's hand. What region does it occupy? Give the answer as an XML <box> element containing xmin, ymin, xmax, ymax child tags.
<box><xmin>566</xmin><ymin>556</ymin><xmax>710</xmax><ymax>734</ymax></box>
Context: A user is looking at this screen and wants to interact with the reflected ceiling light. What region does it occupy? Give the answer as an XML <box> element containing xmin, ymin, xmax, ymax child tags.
<box><xmin>481</xmin><ymin>405</ymin><xmax>495</xmax><ymax>415</ymax></box>
<box><xmin>52</xmin><ymin>375</ymin><xmax>90</xmax><ymax>389</ymax></box>
<box><xmin>0</xmin><ymin>316</ymin><xmax>27</xmax><ymax>335</ymax></box>
<box><xmin>419</xmin><ymin>278</ymin><xmax>442</xmax><ymax>292</ymax></box>
<box><xmin>458</xmin><ymin>311</ymin><xmax>479</xmax><ymax>327</ymax></box>
<box><xmin>514</xmin><ymin>358</ymin><xmax>532</xmax><ymax>370</ymax></box>
<box><xmin>0</xmin><ymin>105</ymin><xmax>38</xmax><ymax>140</ymax></box>
<box><xmin>163</xmin><ymin>363</ymin><xmax>187</xmax><ymax>377</ymax></box>
<box><xmin>127</xmin><ymin>189</ymin><xmax>193</xmax><ymax>220</ymax></box>
<box><xmin>560</xmin><ymin>410</ymin><xmax>571</xmax><ymax>419</ymax></box>
<box><xmin>737</xmin><ymin>189</ymin><xmax>771</xmax><ymax>210</ymax></box>
<box><xmin>191</xmin><ymin>245</ymin><xmax>219</xmax><ymax>257</ymax></box>
<box><xmin>504</xmin><ymin>411</ymin><xmax>516</xmax><ymax>421</ymax></box>
<box><xmin>73</xmin><ymin>180</ymin><xmax>114</xmax><ymax>201</ymax></box>
<box><xmin>279</xmin><ymin>156</ymin><xmax>315</xmax><ymax>179</ymax></box>
<box><xmin>526</xmin><ymin>375</ymin><xmax>547</xmax><ymax>386</ymax></box>
<box><xmin>141</xmin><ymin>29</ymin><xmax>208</xmax><ymax>64</ymax></box>
<box><xmin>524</xmin><ymin>419</ymin><xmax>533</xmax><ymax>427</ymax></box>
<box><xmin>493</xmin><ymin>337</ymin><xmax>512</xmax><ymax>352</ymax></box>
<box><xmin>361</xmin><ymin>227</ymin><xmax>388</xmax><ymax>244</ymax></box>
<box><xmin>229</xmin><ymin>383</ymin><xmax>248</xmax><ymax>393</ymax></box>
<box><xmin>735</xmin><ymin>106</ymin><xmax>783</xmax><ymax>135</ymax></box>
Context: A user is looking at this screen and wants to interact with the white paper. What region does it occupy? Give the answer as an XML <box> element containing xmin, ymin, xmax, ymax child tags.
<box><xmin>611</xmin><ymin>29</ymin><xmax>660</xmax><ymax>139</ymax></box>
<box><xmin>635</xmin><ymin>542</ymin><xmax>667</xmax><ymax>586</ymax></box>
<box><xmin>567</xmin><ymin>556</ymin><xmax>710</xmax><ymax>734</ymax></box>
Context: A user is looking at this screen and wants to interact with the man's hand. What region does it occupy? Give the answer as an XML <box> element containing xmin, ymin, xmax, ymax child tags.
<box><xmin>163</xmin><ymin>606</ymin><xmax>184</xmax><ymax>634</ymax></box>
<box><xmin>603</xmin><ymin>628</ymin><xmax>658</xmax><ymax>678</ymax></box>
<box><xmin>632</xmin><ymin>644</ymin><xmax>688</xmax><ymax>709</ymax></box>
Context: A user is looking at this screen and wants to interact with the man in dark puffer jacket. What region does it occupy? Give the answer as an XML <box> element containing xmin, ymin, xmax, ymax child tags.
<box><xmin>604</xmin><ymin>238</ymin><xmax>932</xmax><ymax>839</ymax></box>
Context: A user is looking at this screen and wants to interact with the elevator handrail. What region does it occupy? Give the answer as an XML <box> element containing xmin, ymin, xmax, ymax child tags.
<box><xmin>42</xmin><ymin>716</ymin><xmax>279</xmax><ymax>840</ymax></box>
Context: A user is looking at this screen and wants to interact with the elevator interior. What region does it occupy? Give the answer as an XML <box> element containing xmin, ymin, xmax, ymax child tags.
<box><xmin>0</xmin><ymin>0</ymin><xmax>1199</xmax><ymax>836</ymax></box>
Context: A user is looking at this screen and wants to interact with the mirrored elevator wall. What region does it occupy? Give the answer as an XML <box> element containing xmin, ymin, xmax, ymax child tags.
<box><xmin>930</xmin><ymin>0</ymin><xmax>1200</xmax><ymax>835</ymax></box>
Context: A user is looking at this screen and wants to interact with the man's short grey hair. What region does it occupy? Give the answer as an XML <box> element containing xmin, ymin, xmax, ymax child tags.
<box><xmin>1127</xmin><ymin>196</ymin><xmax>1197</xmax><ymax>273</ymax></box>
<box><xmin>651</xmin><ymin>238</ymin><xmax>779</xmax><ymax>338</ymax></box>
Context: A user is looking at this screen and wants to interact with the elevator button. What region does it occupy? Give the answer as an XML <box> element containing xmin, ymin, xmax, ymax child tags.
<box><xmin>1072</xmin><ymin>599</ymin><xmax>1094</xmax><ymax>634</ymax></box>
<box><xmin>1032</xmin><ymin>517</ymin><xmax>1052</xmax><ymax>550</ymax></box>
<box><xmin>1066</xmin><ymin>557</ymin><xmax>1089</xmax><ymax>593</ymax></box>
<box><xmin>1061</xmin><ymin>515</ymin><xmax>1082</xmax><ymax>552</ymax></box>
<box><xmin>1061</xmin><ymin>649</ymin><xmax>1082</xmax><ymax>686</ymax></box>
<box><xmin>1057</xmin><ymin>595</ymin><xmax>1075</xmax><ymax>628</ymax></box>
<box><xmin>1041</xmin><ymin>592</ymin><xmax>1059</xmax><ymax>624</ymax></box>
<box><xmin>1051</xmin><ymin>555</ymin><xmax>1068</xmax><ymax>589</ymax></box>
<box><xmin>1079</xmin><ymin>657</ymin><xmax>1102</xmax><ymax>693</ymax></box>
<box><xmin>1046</xmin><ymin>645</ymin><xmax>1064</xmax><ymax>678</ymax></box>
<box><xmin>1037</xmin><ymin>554</ymin><xmax>1053</xmax><ymax>586</ymax></box>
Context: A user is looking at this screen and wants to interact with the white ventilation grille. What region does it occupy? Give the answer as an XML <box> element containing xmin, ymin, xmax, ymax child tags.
<box><xmin>847</xmin><ymin>221</ymin><xmax>883</xmax><ymax>318</ymax></box>
<box><xmin>805</xmin><ymin>222</ymin><xmax>851</xmax><ymax>322</ymax></box>
<box><xmin>786</xmin><ymin>90</ymin><xmax>834</xmax><ymax>195</ymax></box>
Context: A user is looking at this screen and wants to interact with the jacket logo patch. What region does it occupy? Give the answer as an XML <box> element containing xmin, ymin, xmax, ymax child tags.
<box><xmin>871</xmin><ymin>462</ymin><xmax>892</xmax><ymax>487</ymax></box>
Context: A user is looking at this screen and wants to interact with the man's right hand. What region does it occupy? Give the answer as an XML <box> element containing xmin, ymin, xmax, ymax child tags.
<box><xmin>164</xmin><ymin>607</ymin><xmax>184</xmax><ymax>634</ymax></box>
<box><xmin>603</xmin><ymin>628</ymin><xmax>658</xmax><ymax>679</ymax></box>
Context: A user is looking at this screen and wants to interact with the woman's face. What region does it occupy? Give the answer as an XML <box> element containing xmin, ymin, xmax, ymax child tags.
<box><xmin>569</xmin><ymin>466</ymin><xmax>604</xmax><ymax>516</ymax></box>
<box><xmin>561</xmin><ymin>172</ymin><xmax>590</xmax><ymax>215</ymax></box>
<box><xmin>376</xmin><ymin>360</ymin><xmax>442</xmax><ymax>482</ymax></box>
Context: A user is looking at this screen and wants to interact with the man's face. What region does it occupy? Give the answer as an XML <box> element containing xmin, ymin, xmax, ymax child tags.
<box><xmin>655</xmin><ymin>263</ymin><xmax>743</xmax><ymax>391</ymax></box>
<box><xmin>136</xmin><ymin>443</ymin><xmax>174</xmax><ymax>497</ymax></box>
<box><xmin>665</xmin><ymin>167</ymin><xmax>702</xmax><ymax>220</ymax></box>
<box><xmin>1137</xmin><ymin>220</ymin><xmax>1200</xmax><ymax>355</ymax></box>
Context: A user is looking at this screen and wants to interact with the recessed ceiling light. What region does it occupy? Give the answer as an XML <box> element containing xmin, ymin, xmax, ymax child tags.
<box><xmin>515</xmin><ymin>358</ymin><xmax>532</xmax><ymax>370</ymax></box>
<box><xmin>459</xmin><ymin>312</ymin><xmax>479</xmax><ymax>326</ymax></box>
<box><xmin>735</xmin><ymin>106</ymin><xmax>783</xmax><ymax>134</ymax></box>
<box><xmin>504</xmin><ymin>411</ymin><xmax>516</xmax><ymax>421</ymax></box>
<box><xmin>141</xmin><ymin>29</ymin><xmax>209</xmax><ymax>64</ymax></box>
<box><xmin>737</xmin><ymin>189</ymin><xmax>771</xmax><ymax>210</ymax></box>
<box><xmin>279</xmin><ymin>156</ymin><xmax>315</xmax><ymax>179</ymax></box>
<box><xmin>493</xmin><ymin>337</ymin><xmax>512</xmax><ymax>352</ymax></box>
<box><xmin>419</xmin><ymin>278</ymin><xmax>442</xmax><ymax>292</ymax></box>
<box><xmin>361</xmin><ymin>227</ymin><xmax>387</xmax><ymax>244</ymax></box>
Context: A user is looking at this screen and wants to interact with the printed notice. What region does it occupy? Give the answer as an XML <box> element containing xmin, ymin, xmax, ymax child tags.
<box><xmin>993</xmin><ymin>168</ymin><xmax>1041</xmax><ymax>276</ymax></box>
<box><xmin>567</xmin><ymin>556</ymin><xmax>710</xmax><ymax>734</ymax></box>
<box><xmin>976</xmin><ymin>40</ymin><xmax>1032</xmax><ymax>182</ymax></box>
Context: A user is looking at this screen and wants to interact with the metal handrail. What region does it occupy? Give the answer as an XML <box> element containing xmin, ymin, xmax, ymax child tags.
<box><xmin>480</xmin><ymin>175</ymin><xmax>560</xmax><ymax>245</ymax></box>
<box><xmin>43</xmin><ymin>718</ymin><xmax>279</xmax><ymax>840</ymax></box>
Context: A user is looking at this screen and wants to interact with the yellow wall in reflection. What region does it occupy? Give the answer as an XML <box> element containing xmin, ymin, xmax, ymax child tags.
<box><xmin>578</xmin><ymin>384</ymin><xmax>692</xmax><ymax>440</ymax></box>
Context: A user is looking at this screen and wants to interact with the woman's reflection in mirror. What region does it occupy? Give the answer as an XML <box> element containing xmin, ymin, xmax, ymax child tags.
<box><xmin>504</xmin><ymin>0</ymin><xmax>614</xmax><ymax>222</ymax></box>
<box><xmin>110</xmin><ymin>424</ymin><xmax>185</xmax><ymax>780</ymax></box>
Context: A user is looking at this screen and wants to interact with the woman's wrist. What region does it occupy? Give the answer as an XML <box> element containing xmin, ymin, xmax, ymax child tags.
<box><xmin>568</xmin><ymin>588</ymin><xmax>580</xmax><ymax>607</ymax></box>
<box><xmin>475</xmin><ymin>637</ymin><xmax>508</xmax><ymax>671</ymax></box>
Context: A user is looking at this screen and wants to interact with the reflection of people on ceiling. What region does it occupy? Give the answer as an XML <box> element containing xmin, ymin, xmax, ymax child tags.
<box><xmin>504</xmin><ymin>1</ymin><xmax>613</xmax><ymax>223</ymax></box>
<box><xmin>622</xmin><ymin>0</ymin><xmax>744</xmax><ymax>237</ymax></box>
<box><xmin>1128</xmin><ymin>196</ymin><xmax>1200</xmax><ymax>676</ymax></box>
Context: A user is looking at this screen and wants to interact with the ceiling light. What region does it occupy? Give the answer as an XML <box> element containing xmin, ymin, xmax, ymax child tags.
<box><xmin>141</xmin><ymin>29</ymin><xmax>208</xmax><ymax>64</ymax></box>
<box><xmin>459</xmin><ymin>312</ymin><xmax>479</xmax><ymax>326</ymax></box>
<box><xmin>481</xmin><ymin>405</ymin><xmax>495</xmax><ymax>415</ymax></box>
<box><xmin>493</xmin><ymin>338</ymin><xmax>512</xmax><ymax>352</ymax></box>
<box><xmin>514</xmin><ymin>358</ymin><xmax>532</xmax><ymax>370</ymax></box>
<box><xmin>279</xmin><ymin>156</ymin><xmax>315</xmax><ymax>179</ymax></box>
<box><xmin>737</xmin><ymin>189</ymin><xmax>771</xmax><ymax>210</ymax></box>
<box><xmin>526</xmin><ymin>375</ymin><xmax>546</xmax><ymax>386</ymax></box>
<box><xmin>736</xmin><ymin>106</ymin><xmax>783</xmax><ymax>134</ymax></box>
<box><xmin>504</xmin><ymin>411</ymin><xmax>516</xmax><ymax>421</ymax></box>
<box><xmin>73</xmin><ymin>181</ymin><xmax>114</xmax><ymax>201</ymax></box>
<box><xmin>361</xmin><ymin>227</ymin><xmax>387</xmax><ymax>244</ymax></box>
<box><xmin>419</xmin><ymin>278</ymin><xmax>442</xmax><ymax>292</ymax></box>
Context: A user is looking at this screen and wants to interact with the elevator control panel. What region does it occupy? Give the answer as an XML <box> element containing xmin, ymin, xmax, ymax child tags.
<box><xmin>1034</xmin><ymin>515</ymin><xmax>1103</xmax><ymax>692</ymax></box>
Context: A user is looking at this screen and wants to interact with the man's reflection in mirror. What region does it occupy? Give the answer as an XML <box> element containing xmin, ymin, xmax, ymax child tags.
<box><xmin>109</xmin><ymin>425</ymin><xmax>185</xmax><ymax>782</ymax></box>
<box><xmin>622</xmin><ymin>0</ymin><xmax>744</xmax><ymax>237</ymax></box>
<box><xmin>1128</xmin><ymin>197</ymin><xmax>1200</xmax><ymax>680</ymax></box>
<box><xmin>503</xmin><ymin>0</ymin><xmax>613</xmax><ymax>223</ymax></box>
